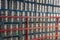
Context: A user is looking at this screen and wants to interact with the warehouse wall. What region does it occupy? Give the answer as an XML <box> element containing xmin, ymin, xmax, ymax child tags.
<box><xmin>0</xmin><ymin>0</ymin><xmax>60</xmax><ymax>40</ymax></box>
